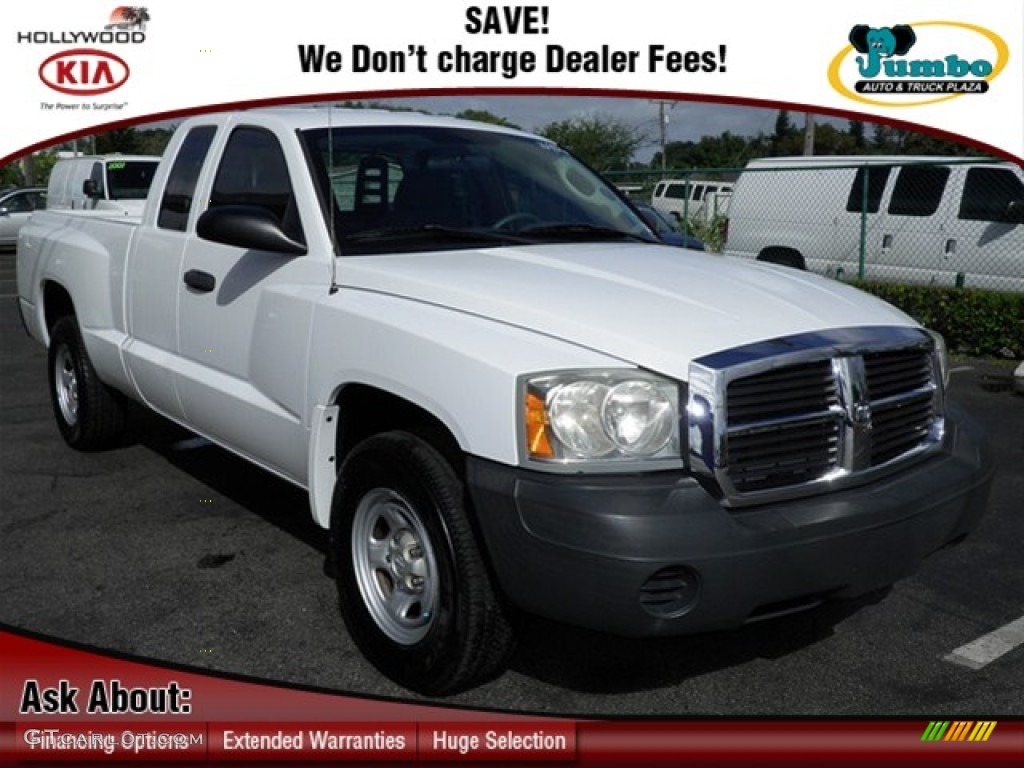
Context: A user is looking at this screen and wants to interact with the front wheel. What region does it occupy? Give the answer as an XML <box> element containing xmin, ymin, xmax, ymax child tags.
<box><xmin>330</xmin><ymin>431</ymin><xmax>516</xmax><ymax>695</ymax></box>
<box><xmin>47</xmin><ymin>316</ymin><xmax>126</xmax><ymax>451</ymax></box>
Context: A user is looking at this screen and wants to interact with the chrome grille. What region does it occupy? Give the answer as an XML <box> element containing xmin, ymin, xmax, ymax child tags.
<box><xmin>687</xmin><ymin>327</ymin><xmax>945</xmax><ymax>507</ymax></box>
<box><xmin>865</xmin><ymin>349</ymin><xmax>936</xmax><ymax>465</ymax></box>
<box><xmin>726</xmin><ymin>362</ymin><xmax>840</xmax><ymax>492</ymax></box>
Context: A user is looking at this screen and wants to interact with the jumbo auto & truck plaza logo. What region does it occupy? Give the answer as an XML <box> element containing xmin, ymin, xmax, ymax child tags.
<box><xmin>828</xmin><ymin>20</ymin><xmax>1008</xmax><ymax>107</ymax></box>
<box><xmin>19</xmin><ymin>7</ymin><xmax>149</xmax><ymax>98</ymax></box>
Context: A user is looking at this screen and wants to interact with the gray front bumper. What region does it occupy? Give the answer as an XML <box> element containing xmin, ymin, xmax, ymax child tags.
<box><xmin>467</xmin><ymin>403</ymin><xmax>993</xmax><ymax>637</ymax></box>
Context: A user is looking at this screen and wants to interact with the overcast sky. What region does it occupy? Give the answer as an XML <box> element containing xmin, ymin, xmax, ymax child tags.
<box><xmin>365</xmin><ymin>94</ymin><xmax>849</xmax><ymax>162</ymax></box>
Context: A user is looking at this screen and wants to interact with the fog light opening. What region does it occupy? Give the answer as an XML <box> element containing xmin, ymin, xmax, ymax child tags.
<box><xmin>638</xmin><ymin>565</ymin><xmax>701</xmax><ymax>618</ymax></box>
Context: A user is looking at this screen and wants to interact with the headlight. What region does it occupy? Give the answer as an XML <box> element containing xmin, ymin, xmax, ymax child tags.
<box><xmin>521</xmin><ymin>370</ymin><xmax>682</xmax><ymax>470</ymax></box>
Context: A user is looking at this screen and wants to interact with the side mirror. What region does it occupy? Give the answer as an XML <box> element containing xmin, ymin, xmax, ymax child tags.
<box><xmin>82</xmin><ymin>179</ymin><xmax>102</xmax><ymax>198</ymax></box>
<box><xmin>197</xmin><ymin>205</ymin><xmax>307</xmax><ymax>256</ymax></box>
<box><xmin>1004</xmin><ymin>199</ymin><xmax>1024</xmax><ymax>224</ymax></box>
<box><xmin>0</xmin><ymin>207</ymin><xmax>9</xmax><ymax>216</ymax></box>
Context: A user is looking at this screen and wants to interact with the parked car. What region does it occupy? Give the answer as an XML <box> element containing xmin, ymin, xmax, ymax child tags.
<box><xmin>0</xmin><ymin>187</ymin><xmax>47</xmax><ymax>248</ymax></box>
<box><xmin>652</xmin><ymin>178</ymin><xmax>733</xmax><ymax>224</ymax></box>
<box><xmin>724</xmin><ymin>155</ymin><xmax>1024</xmax><ymax>292</ymax></box>
<box><xmin>635</xmin><ymin>202</ymin><xmax>706</xmax><ymax>250</ymax></box>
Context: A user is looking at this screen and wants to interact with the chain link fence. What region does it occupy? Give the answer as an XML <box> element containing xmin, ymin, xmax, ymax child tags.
<box><xmin>608</xmin><ymin>158</ymin><xmax>1023</xmax><ymax>294</ymax></box>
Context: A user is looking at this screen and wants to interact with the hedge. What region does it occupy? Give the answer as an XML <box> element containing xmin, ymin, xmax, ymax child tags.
<box><xmin>854</xmin><ymin>282</ymin><xmax>1024</xmax><ymax>359</ymax></box>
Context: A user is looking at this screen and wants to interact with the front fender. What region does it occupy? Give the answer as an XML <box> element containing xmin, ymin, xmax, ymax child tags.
<box><xmin>308</xmin><ymin>288</ymin><xmax>630</xmax><ymax>466</ymax></box>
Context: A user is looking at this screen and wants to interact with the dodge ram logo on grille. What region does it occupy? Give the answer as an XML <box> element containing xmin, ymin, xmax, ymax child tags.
<box><xmin>851</xmin><ymin>402</ymin><xmax>872</xmax><ymax>429</ymax></box>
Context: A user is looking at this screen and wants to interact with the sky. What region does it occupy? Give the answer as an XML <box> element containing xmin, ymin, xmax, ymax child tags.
<box><xmin>363</xmin><ymin>94</ymin><xmax>849</xmax><ymax>162</ymax></box>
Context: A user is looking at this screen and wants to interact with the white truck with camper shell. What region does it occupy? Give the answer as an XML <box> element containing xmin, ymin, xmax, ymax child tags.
<box><xmin>46</xmin><ymin>154</ymin><xmax>160</xmax><ymax>215</ymax></box>
<box><xmin>17</xmin><ymin>108</ymin><xmax>993</xmax><ymax>695</ymax></box>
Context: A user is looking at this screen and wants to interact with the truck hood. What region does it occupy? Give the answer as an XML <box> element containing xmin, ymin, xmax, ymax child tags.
<box><xmin>337</xmin><ymin>243</ymin><xmax>917</xmax><ymax>379</ymax></box>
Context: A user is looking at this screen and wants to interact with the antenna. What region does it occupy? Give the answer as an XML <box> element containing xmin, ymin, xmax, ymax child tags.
<box><xmin>327</xmin><ymin>101</ymin><xmax>339</xmax><ymax>293</ymax></box>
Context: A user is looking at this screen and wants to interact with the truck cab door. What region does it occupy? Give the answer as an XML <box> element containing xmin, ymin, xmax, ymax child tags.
<box><xmin>175</xmin><ymin>124</ymin><xmax>328</xmax><ymax>484</ymax></box>
<box><xmin>124</xmin><ymin>125</ymin><xmax>218</xmax><ymax>421</ymax></box>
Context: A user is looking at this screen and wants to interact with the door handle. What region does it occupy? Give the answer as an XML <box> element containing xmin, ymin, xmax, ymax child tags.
<box><xmin>944</xmin><ymin>238</ymin><xmax>957</xmax><ymax>255</ymax></box>
<box><xmin>881</xmin><ymin>234</ymin><xmax>893</xmax><ymax>249</ymax></box>
<box><xmin>183</xmin><ymin>269</ymin><xmax>216</xmax><ymax>293</ymax></box>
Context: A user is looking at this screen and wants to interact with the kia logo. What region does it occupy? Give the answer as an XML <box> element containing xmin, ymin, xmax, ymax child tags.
<box><xmin>39</xmin><ymin>48</ymin><xmax>129</xmax><ymax>95</ymax></box>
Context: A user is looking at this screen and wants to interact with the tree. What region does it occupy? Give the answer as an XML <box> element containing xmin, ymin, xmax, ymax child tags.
<box><xmin>538</xmin><ymin>115</ymin><xmax>645</xmax><ymax>171</ymax></box>
<box><xmin>769</xmin><ymin>110</ymin><xmax>802</xmax><ymax>155</ymax></box>
<box><xmin>94</xmin><ymin>127</ymin><xmax>142</xmax><ymax>154</ymax></box>
<box><xmin>454</xmin><ymin>110</ymin><xmax>519</xmax><ymax>129</ymax></box>
<box><xmin>848</xmin><ymin>120</ymin><xmax>866</xmax><ymax>150</ymax></box>
<box><xmin>656</xmin><ymin>131</ymin><xmax>753</xmax><ymax>170</ymax></box>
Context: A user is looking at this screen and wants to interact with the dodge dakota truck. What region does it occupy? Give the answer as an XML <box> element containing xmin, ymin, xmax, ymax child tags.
<box><xmin>17</xmin><ymin>108</ymin><xmax>993</xmax><ymax>695</ymax></box>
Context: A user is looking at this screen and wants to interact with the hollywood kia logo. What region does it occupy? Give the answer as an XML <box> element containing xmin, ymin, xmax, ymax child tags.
<box><xmin>828</xmin><ymin>21</ymin><xmax>1008</xmax><ymax>107</ymax></box>
<box><xmin>38</xmin><ymin>48</ymin><xmax>130</xmax><ymax>96</ymax></box>
<box><xmin>22</xmin><ymin>7</ymin><xmax>148</xmax><ymax>96</ymax></box>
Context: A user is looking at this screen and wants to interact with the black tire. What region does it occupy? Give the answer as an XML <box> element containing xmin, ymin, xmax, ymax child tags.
<box><xmin>330</xmin><ymin>431</ymin><xmax>516</xmax><ymax>695</ymax></box>
<box><xmin>47</xmin><ymin>316</ymin><xmax>126</xmax><ymax>451</ymax></box>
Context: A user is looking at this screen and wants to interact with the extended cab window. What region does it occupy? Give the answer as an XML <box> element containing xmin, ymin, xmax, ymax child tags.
<box><xmin>158</xmin><ymin>126</ymin><xmax>216</xmax><ymax>231</ymax></box>
<box><xmin>958</xmin><ymin>167</ymin><xmax>1024</xmax><ymax>222</ymax></box>
<box><xmin>887</xmin><ymin>165</ymin><xmax>950</xmax><ymax>217</ymax></box>
<box><xmin>845</xmin><ymin>166</ymin><xmax>892</xmax><ymax>213</ymax></box>
<box><xmin>210</xmin><ymin>126</ymin><xmax>304</xmax><ymax>243</ymax></box>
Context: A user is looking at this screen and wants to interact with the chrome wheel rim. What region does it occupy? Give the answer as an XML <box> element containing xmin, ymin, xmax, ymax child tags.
<box><xmin>54</xmin><ymin>344</ymin><xmax>79</xmax><ymax>427</ymax></box>
<box><xmin>351</xmin><ymin>488</ymin><xmax>438</xmax><ymax>645</ymax></box>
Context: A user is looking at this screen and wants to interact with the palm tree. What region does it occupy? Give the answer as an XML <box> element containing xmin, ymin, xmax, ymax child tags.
<box><xmin>131</xmin><ymin>8</ymin><xmax>150</xmax><ymax>29</ymax></box>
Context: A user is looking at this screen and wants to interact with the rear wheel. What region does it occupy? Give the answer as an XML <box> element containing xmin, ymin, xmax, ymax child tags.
<box><xmin>330</xmin><ymin>431</ymin><xmax>516</xmax><ymax>695</ymax></box>
<box><xmin>47</xmin><ymin>316</ymin><xmax>126</xmax><ymax>450</ymax></box>
<box><xmin>758</xmin><ymin>248</ymin><xmax>805</xmax><ymax>270</ymax></box>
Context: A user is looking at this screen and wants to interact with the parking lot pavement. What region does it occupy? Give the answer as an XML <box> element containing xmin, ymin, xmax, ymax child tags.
<box><xmin>2</xmin><ymin>271</ymin><xmax>1022</xmax><ymax>716</ymax></box>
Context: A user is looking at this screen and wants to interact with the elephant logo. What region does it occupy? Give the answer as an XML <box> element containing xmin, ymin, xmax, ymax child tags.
<box><xmin>848</xmin><ymin>24</ymin><xmax>917</xmax><ymax>78</ymax></box>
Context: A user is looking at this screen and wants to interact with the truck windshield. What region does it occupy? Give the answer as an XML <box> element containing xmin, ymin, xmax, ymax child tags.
<box><xmin>105</xmin><ymin>160</ymin><xmax>159</xmax><ymax>200</ymax></box>
<box><xmin>300</xmin><ymin>125</ymin><xmax>654</xmax><ymax>255</ymax></box>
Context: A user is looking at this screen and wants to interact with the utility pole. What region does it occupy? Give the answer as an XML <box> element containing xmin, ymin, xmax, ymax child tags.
<box><xmin>803</xmin><ymin>112</ymin><xmax>816</xmax><ymax>155</ymax></box>
<box><xmin>651</xmin><ymin>100</ymin><xmax>675</xmax><ymax>170</ymax></box>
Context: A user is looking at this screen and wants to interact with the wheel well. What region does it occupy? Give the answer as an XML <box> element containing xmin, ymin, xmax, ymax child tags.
<box><xmin>333</xmin><ymin>385</ymin><xmax>464</xmax><ymax>478</ymax></box>
<box><xmin>43</xmin><ymin>281</ymin><xmax>75</xmax><ymax>331</ymax></box>
<box><xmin>757</xmin><ymin>247</ymin><xmax>806</xmax><ymax>270</ymax></box>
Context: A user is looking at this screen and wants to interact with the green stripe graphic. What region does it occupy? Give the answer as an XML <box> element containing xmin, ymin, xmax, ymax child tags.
<box><xmin>922</xmin><ymin>721</ymin><xmax>950</xmax><ymax>741</ymax></box>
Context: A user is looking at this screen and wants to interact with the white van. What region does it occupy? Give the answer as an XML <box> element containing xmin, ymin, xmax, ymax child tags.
<box><xmin>46</xmin><ymin>155</ymin><xmax>160</xmax><ymax>215</ymax></box>
<box><xmin>652</xmin><ymin>178</ymin><xmax>733</xmax><ymax>223</ymax></box>
<box><xmin>724</xmin><ymin>156</ymin><xmax>1024</xmax><ymax>292</ymax></box>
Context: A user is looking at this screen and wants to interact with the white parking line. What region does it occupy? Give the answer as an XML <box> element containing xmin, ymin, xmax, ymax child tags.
<box><xmin>944</xmin><ymin>616</ymin><xmax>1024</xmax><ymax>670</ymax></box>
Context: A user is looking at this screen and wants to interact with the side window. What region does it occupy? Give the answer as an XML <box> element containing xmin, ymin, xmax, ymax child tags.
<box><xmin>3</xmin><ymin>193</ymin><xmax>32</xmax><ymax>212</ymax></box>
<box><xmin>210</xmin><ymin>125</ymin><xmax>303</xmax><ymax>243</ymax></box>
<box><xmin>887</xmin><ymin>165</ymin><xmax>950</xmax><ymax>217</ymax></box>
<box><xmin>958</xmin><ymin>167</ymin><xmax>1024</xmax><ymax>222</ymax></box>
<box><xmin>158</xmin><ymin>125</ymin><xmax>216</xmax><ymax>231</ymax></box>
<box><xmin>845</xmin><ymin>166</ymin><xmax>892</xmax><ymax>213</ymax></box>
<box><xmin>664</xmin><ymin>183</ymin><xmax>687</xmax><ymax>200</ymax></box>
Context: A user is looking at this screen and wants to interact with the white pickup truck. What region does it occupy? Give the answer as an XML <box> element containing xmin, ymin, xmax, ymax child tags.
<box><xmin>17</xmin><ymin>108</ymin><xmax>993</xmax><ymax>695</ymax></box>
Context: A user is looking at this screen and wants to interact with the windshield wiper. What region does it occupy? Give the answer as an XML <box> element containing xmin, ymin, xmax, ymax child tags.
<box><xmin>345</xmin><ymin>224</ymin><xmax>532</xmax><ymax>246</ymax></box>
<box><xmin>519</xmin><ymin>222</ymin><xmax>656</xmax><ymax>243</ymax></box>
